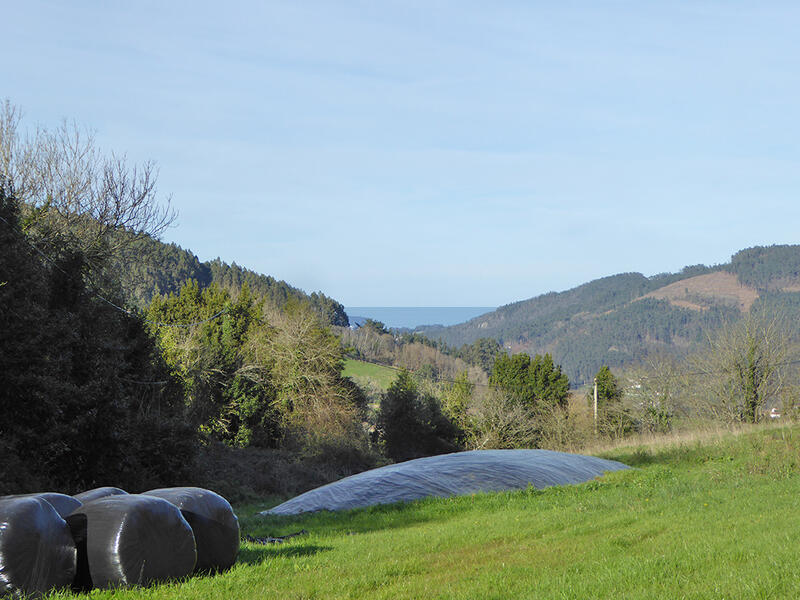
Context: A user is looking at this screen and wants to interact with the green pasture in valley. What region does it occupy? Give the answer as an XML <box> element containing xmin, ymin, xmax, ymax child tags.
<box><xmin>342</xmin><ymin>358</ymin><xmax>398</xmax><ymax>390</ymax></box>
<box><xmin>51</xmin><ymin>426</ymin><xmax>800</xmax><ymax>599</ymax></box>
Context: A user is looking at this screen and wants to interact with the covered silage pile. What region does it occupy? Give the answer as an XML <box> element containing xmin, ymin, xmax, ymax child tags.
<box><xmin>264</xmin><ymin>449</ymin><xmax>630</xmax><ymax>515</ymax></box>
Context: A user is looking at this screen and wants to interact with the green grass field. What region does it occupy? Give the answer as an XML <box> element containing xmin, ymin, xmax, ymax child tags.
<box><xmin>342</xmin><ymin>358</ymin><xmax>398</xmax><ymax>390</ymax></box>
<box><xmin>50</xmin><ymin>425</ymin><xmax>800</xmax><ymax>599</ymax></box>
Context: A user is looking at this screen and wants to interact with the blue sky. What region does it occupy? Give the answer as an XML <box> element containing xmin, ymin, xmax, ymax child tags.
<box><xmin>5</xmin><ymin>1</ymin><xmax>800</xmax><ymax>305</ymax></box>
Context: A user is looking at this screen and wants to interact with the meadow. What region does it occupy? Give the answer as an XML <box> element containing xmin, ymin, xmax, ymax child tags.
<box><xmin>342</xmin><ymin>359</ymin><xmax>399</xmax><ymax>391</ymax></box>
<box><xmin>45</xmin><ymin>424</ymin><xmax>800</xmax><ymax>599</ymax></box>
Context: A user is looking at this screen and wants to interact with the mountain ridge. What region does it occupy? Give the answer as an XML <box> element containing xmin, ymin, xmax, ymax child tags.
<box><xmin>112</xmin><ymin>232</ymin><xmax>349</xmax><ymax>326</ymax></box>
<box><xmin>418</xmin><ymin>245</ymin><xmax>800</xmax><ymax>385</ymax></box>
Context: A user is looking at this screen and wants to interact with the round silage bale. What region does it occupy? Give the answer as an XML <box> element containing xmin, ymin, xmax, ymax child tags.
<box><xmin>2</xmin><ymin>493</ymin><xmax>81</xmax><ymax>519</ymax></box>
<box><xmin>0</xmin><ymin>496</ymin><xmax>77</xmax><ymax>599</ymax></box>
<box><xmin>65</xmin><ymin>494</ymin><xmax>196</xmax><ymax>590</ymax></box>
<box><xmin>72</xmin><ymin>487</ymin><xmax>127</xmax><ymax>504</ymax></box>
<box><xmin>143</xmin><ymin>487</ymin><xmax>239</xmax><ymax>572</ymax></box>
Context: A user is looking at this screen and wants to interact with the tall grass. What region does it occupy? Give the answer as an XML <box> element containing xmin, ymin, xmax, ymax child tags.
<box><xmin>582</xmin><ymin>418</ymin><xmax>789</xmax><ymax>454</ymax></box>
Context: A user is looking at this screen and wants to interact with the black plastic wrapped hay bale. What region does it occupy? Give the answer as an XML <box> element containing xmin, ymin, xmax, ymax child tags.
<box><xmin>0</xmin><ymin>496</ymin><xmax>77</xmax><ymax>599</ymax></box>
<box><xmin>65</xmin><ymin>495</ymin><xmax>196</xmax><ymax>590</ymax></box>
<box><xmin>143</xmin><ymin>487</ymin><xmax>239</xmax><ymax>572</ymax></box>
<box><xmin>2</xmin><ymin>493</ymin><xmax>81</xmax><ymax>519</ymax></box>
<box><xmin>72</xmin><ymin>487</ymin><xmax>127</xmax><ymax>504</ymax></box>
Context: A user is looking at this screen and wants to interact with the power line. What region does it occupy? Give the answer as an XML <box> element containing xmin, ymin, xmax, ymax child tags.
<box><xmin>117</xmin><ymin>377</ymin><xmax>169</xmax><ymax>386</ymax></box>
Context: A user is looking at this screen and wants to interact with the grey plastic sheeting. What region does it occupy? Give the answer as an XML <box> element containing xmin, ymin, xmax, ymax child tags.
<box><xmin>0</xmin><ymin>496</ymin><xmax>77</xmax><ymax>599</ymax></box>
<box><xmin>73</xmin><ymin>487</ymin><xmax>127</xmax><ymax>504</ymax></box>
<box><xmin>66</xmin><ymin>495</ymin><xmax>196</xmax><ymax>590</ymax></box>
<box><xmin>143</xmin><ymin>487</ymin><xmax>239</xmax><ymax>572</ymax></box>
<box><xmin>2</xmin><ymin>493</ymin><xmax>81</xmax><ymax>519</ymax></box>
<box><xmin>263</xmin><ymin>449</ymin><xmax>629</xmax><ymax>516</ymax></box>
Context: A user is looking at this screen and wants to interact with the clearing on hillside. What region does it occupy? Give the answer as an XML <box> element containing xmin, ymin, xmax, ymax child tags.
<box><xmin>642</xmin><ymin>271</ymin><xmax>759</xmax><ymax>312</ymax></box>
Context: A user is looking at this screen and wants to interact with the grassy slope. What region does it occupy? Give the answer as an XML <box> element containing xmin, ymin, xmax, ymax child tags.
<box><xmin>52</xmin><ymin>426</ymin><xmax>800</xmax><ymax>599</ymax></box>
<box><xmin>342</xmin><ymin>358</ymin><xmax>398</xmax><ymax>390</ymax></box>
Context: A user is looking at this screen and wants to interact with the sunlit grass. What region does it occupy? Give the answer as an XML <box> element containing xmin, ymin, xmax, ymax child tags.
<box><xmin>50</xmin><ymin>425</ymin><xmax>800</xmax><ymax>599</ymax></box>
<box><xmin>342</xmin><ymin>358</ymin><xmax>397</xmax><ymax>390</ymax></box>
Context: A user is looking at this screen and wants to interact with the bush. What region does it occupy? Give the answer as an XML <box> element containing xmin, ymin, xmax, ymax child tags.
<box><xmin>377</xmin><ymin>370</ymin><xmax>460</xmax><ymax>461</ymax></box>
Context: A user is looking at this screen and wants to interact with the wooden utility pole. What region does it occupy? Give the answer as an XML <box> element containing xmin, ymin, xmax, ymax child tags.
<box><xmin>593</xmin><ymin>377</ymin><xmax>598</xmax><ymax>435</ymax></box>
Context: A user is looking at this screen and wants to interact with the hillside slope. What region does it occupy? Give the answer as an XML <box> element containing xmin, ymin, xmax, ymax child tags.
<box><xmin>112</xmin><ymin>233</ymin><xmax>349</xmax><ymax>326</ymax></box>
<box><xmin>420</xmin><ymin>245</ymin><xmax>800</xmax><ymax>385</ymax></box>
<box><xmin>640</xmin><ymin>271</ymin><xmax>758</xmax><ymax>312</ymax></box>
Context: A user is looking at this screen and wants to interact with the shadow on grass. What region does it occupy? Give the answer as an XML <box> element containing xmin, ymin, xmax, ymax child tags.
<box><xmin>602</xmin><ymin>447</ymin><xmax>674</xmax><ymax>468</ymax></box>
<box><xmin>237</xmin><ymin>544</ymin><xmax>332</xmax><ymax>565</ymax></box>
<box><xmin>245</xmin><ymin>498</ymin><xmax>456</xmax><ymax>540</ymax></box>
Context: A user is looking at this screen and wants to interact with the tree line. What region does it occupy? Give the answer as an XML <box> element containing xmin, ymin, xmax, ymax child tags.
<box><xmin>0</xmin><ymin>141</ymin><xmax>194</xmax><ymax>494</ymax></box>
<box><xmin>0</xmin><ymin>102</ymin><xmax>364</xmax><ymax>496</ymax></box>
<box><xmin>2</xmin><ymin>100</ymin><xmax>796</xmax><ymax>499</ymax></box>
<box><xmin>109</xmin><ymin>227</ymin><xmax>348</xmax><ymax>325</ymax></box>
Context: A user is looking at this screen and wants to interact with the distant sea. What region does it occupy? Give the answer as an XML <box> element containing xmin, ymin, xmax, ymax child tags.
<box><xmin>345</xmin><ymin>307</ymin><xmax>496</xmax><ymax>330</ymax></box>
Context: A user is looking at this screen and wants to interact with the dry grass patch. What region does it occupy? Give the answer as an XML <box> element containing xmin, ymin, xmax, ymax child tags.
<box><xmin>641</xmin><ymin>271</ymin><xmax>759</xmax><ymax>312</ymax></box>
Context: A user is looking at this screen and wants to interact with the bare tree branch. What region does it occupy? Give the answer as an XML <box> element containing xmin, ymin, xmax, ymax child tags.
<box><xmin>0</xmin><ymin>100</ymin><xmax>176</xmax><ymax>270</ymax></box>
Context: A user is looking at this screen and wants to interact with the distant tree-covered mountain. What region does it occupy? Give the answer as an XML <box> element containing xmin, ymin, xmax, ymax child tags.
<box><xmin>111</xmin><ymin>232</ymin><xmax>349</xmax><ymax>326</ymax></box>
<box><xmin>725</xmin><ymin>245</ymin><xmax>800</xmax><ymax>290</ymax></box>
<box><xmin>419</xmin><ymin>245</ymin><xmax>800</xmax><ymax>386</ymax></box>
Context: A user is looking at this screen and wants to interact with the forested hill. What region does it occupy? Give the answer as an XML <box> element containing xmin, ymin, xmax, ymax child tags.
<box><xmin>112</xmin><ymin>232</ymin><xmax>349</xmax><ymax>326</ymax></box>
<box><xmin>419</xmin><ymin>245</ymin><xmax>800</xmax><ymax>385</ymax></box>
